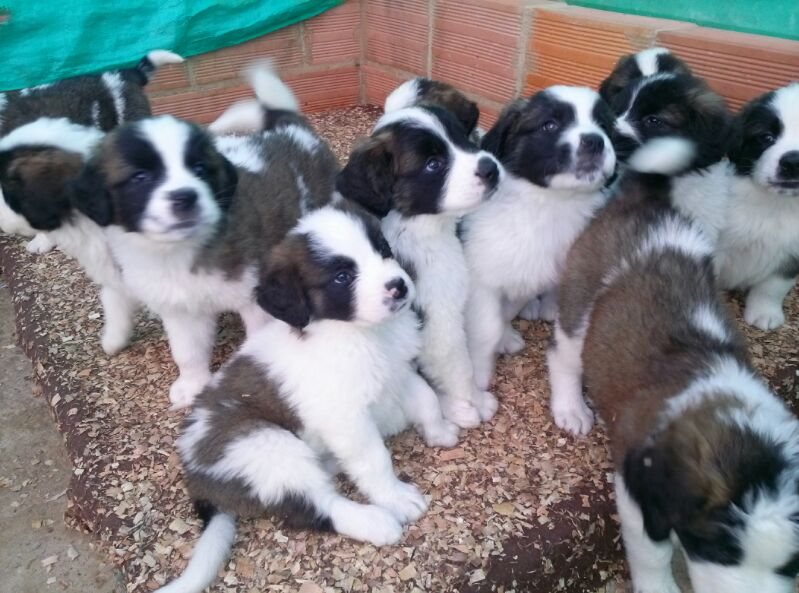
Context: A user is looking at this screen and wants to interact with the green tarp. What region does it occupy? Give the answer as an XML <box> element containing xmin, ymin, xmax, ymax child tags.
<box><xmin>0</xmin><ymin>0</ymin><xmax>343</xmax><ymax>91</ymax></box>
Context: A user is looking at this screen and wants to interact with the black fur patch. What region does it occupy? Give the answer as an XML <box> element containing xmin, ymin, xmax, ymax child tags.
<box><xmin>193</xmin><ymin>499</ymin><xmax>219</xmax><ymax>529</ymax></box>
<box><xmin>729</xmin><ymin>91</ymin><xmax>781</xmax><ymax>176</ymax></box>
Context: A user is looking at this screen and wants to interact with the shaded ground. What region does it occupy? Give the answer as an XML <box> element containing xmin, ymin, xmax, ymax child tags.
<box><xmin>0</xmin><ymin>281</ymin><xmax>125</xmax><ymax>593</ymax></box>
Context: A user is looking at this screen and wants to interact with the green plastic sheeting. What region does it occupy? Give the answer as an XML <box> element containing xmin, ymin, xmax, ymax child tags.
<box><xmin>0</xmin><ymin>0</ymin><xmax>343</xmax><ymax>91</ymax></box>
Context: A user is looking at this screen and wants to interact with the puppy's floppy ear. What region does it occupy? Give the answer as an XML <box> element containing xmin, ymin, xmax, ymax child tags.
<box><xmin>686</xmin><ymin>83</ymin><xmax>737</xmax><ymax>169</ymax></box>
<box><xmin>336</xmin><ymin>134</ymin><xmax>394</xmax><ymax>218</ymax></box>
<box><xmin>622</xmin><ymin>444</ymin><xmax>678</xmax><ymax>542</ymax></box>
<box><xmin>70</xmin><ymin>159</ymin><xmax>114</xmax><ymax>226</ymax></box>
<box><xmin>213</xmin><ymin>153</ymin><xmax>238</xmax><ymax>209</ymax></box>
<box><xmin>256</xmin><ymin>241</ymin><xmax>311</xmax><ymax>329</ymax></box>
<box><xmin>480</xmin><ymin>99</ymin><xmax>525</xmax><ymax>161</ymax></box>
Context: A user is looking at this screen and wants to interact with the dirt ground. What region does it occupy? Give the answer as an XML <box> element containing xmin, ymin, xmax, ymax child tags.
<box><xmin>0</xmin><ymin>281</ymin><xmax>124</xmax><ymax>593</ymax></box>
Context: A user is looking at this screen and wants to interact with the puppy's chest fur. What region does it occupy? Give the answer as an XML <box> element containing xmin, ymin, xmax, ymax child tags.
<box><xmin>382</xmin><ymin>211</ymin><xmax>469</xmax><ymax>329</ymax></box>
<box><xmin>463</xmin><ymin>175</ymin><xmax>606</xmax><ymax>298</ymax></box>
<box><xmin>716</xmin><ymin>176</ymin><xmax>799</xmax><ymax>287</ymax></box>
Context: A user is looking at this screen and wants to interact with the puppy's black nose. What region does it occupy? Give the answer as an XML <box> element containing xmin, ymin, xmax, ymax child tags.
<box><xmin>476</xmin><ymin>156</ymin><xmax>499</xmax><ymax>187</ymax></box>
<box><xmin>779</xmin><ymin>151</ymin><xmax>799</xmax><ymax>178</ymax></box>
<box><xmin>169</xmin><ymin>189</ymin><xmax>198</xmax><ymax>215</ymax></box>
<box><xmin>385</xmin><ymin>277</ymin><xmax>408</xmax><ymax>300</ymax></box>
<box><xmin>580</xmin><ymin>133</ymin><xmax>605</xmax><ymax>155</ymax></box>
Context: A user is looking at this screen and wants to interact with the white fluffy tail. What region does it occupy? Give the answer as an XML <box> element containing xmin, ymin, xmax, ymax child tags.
<box><xmin>384</xmin><ymin>78</ymin><xmax>422</xmax><ymax>113</ymax></box>
<box><xmin>154</xmin><ymin>512</ymin><xmax>236</xmax><ymax>593</ymax></box>
<box><xmin>627</xmin><ymin>137</ymin><xmax>697</xmax><ymax>175</ymax></box>
<box><xmin>135</xmin><ymin>50</ymin><xmax>184</xmax><ymax>84</ymax></box>
<box><xmin>245</xmin><ymin>60</ymin><xmax>299</xmax><ymax>113</ymax></box>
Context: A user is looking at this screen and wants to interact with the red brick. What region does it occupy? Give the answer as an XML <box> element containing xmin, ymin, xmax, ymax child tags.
<box><xmin>146</xmin><ymin>62</ymin><xmax>190</xmax><ymax>94</ymax></box>
<box><xmin>306</xmin><ymin>0</ymin><xmax>361</xmax><ymax>65</ymax></box>
<box><xmin>658</xmin><ymin>27</ymin><xmax>799</xmax><ymax>110</ymax></box>
<box><xmin>284</xmin><ymin>67</ymin><xmax>360</xmax><ymax>112</ymax></box>
<box><xmin>362</xmin><ymin>63</ymin><xmax>413</xmax><ymax>106</ymax></box>
<box><xmin>366</xmin><ymin>0</ymin><xmax>429</xmax><ymax>74</ymax></box>
<box><xmin>150</xmin><ymin>84</ymin><xmax>253</xmax><ymax>125</ymax></box>
<box><xmin>525</xmin><ymin>5</ymin><xmax>693</xmax><ymax>95</ymax></box>
<box><xmin>477</xmin><ymin>102</ymin><xmax>501</xmax><ymax>129</ymax></box>
<box><xmin>191</xmin><ymin>27</ymin><xmax>304</xmax><ymax>85</ymax></box>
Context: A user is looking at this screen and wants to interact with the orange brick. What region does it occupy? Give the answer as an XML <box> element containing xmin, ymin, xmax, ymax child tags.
<box><xmin>477</xmin><ymin>102</ymin><xmax>501</xmax><ymax>129</ymax></box>
<box><xmin>284</xmin><ymin>67</ymin><xmax>360</xmax><ymax>112</ymax></box>
<box><xmin>366</xmin><ymin>0</ymin><xmax>429</xmax><ymax>74</ymax></box>
<box><xmin>362</xmin><ymin>63</ymin><xmax>413</xmax><ymax>106</ymax></box>
<box><xmin>146</xmin><ymin>62</ymin><xmax>190</xmax><ymax>94</ymax></box>
<box><xmin>150</xmin><ymin>84</ymin><xmax>253</xmax><ymax>125</ymax></box>
<box><xmin>191</xmin><ymin>28</ymin><xmax>304</xmax><ymax>85</ymax></box>
<box><xmin>432</xmin><ymin>0</ymin><xmax>523</xmax><ymax>103</ymax></box>
<box><xmin>525</xmin><ymin>5</ymin><xmax>694</xmax><ymax>95</ymax></box>
<box><xmin>658</xmin><ymin>27</ymin><xmax>799</xmax><ymax>111</ymax></box>
<box><xmin>306</xmin><ymin>0</ymin><xmax>361</xmax><ymax>65</ymax></box>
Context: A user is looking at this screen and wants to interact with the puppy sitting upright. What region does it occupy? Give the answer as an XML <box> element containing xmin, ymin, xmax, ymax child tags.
<box><xmin>338</xmin><ymin>85</ymin><xmax>501</xmax><ymax>429</ymax></box>
<box><xmin>547</xmin><ymin>75</ymin><xmax>799</xmax><ymax>593</ymax></box>
<box><xmin>156</xmin><ymin>206</ymin><xmax>455</xmax><ymax>593</ymax></box>
<box><xmin>715</xmin><ymin>83</ymin><xmax>799</xmax><ymax>330</ymax></box>
<box><xmin>72</xmin><ymin>65</ymin><xmax>340</xmax><ymax>407</ymax></box>
<box><xmin>462</xmin><ymin>86</ymin><xmax>616</xmax><ymax>391</ymax></box>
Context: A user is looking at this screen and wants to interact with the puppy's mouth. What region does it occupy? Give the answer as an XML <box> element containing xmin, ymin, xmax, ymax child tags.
<box><xmin>769</xmin><ymin>179</ymin><xmax>799</xmax><ymax>194</ymax></box>
<box><xmin>384</xmin><ymin>296</ymin><xmax>408</xmax><ymax>313</ymax></box>
<box><xmin>169</xmin><ymin>219</ymin><xmax>201</xmax><ymax>231</ymax></box>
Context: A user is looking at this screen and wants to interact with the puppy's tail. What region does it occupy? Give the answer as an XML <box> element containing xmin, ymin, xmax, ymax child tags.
<box><xmin>134</xmin><ymin>50</ymin><xmax>185</xmax><ymax>85</ymax></box>
<box><xmin>208</xmin><ymin>60</ymin><xmax>300</xmax><ymax>135</ymax></box>
<box><xmin>155</xmin><ymin>503</ymin><xmax>236</xmax><ymax>593</ymax></box>
<box><xmin>384</xmin><ymin>78</ymin><xmax>423</xmax><ymax>113</ymax></box>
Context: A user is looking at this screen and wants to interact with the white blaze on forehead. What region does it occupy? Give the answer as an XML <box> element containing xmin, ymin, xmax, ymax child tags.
<box><xmin>101</xmin><ymin>72</ymin><xmax>126</xmax><ymax>122</ymax></box>
<box><xmin>0</xmin><ymin>117</ymin><xmax>103</xmax><ymax>157</ymax></box>
<box><xmin>635</xmin><ymin>47</ymin><xmax>670</xmax><ymax>76</ymax></box>
<box><xmin>294</xmin><ymin>208</ymin><xmax>375</xmax><ymax>262</ymax></box>
<box><xmin>546</xmin><ymin>85</ymin><xmax>602</xmax><ymax>126</ymax></box>
<box><xmin>375</xmin><ymin>106</ymin><xmax>450</xmax><ymax>141</ymax></box>
<box><xmin>138</xmin><ymin>116</ymin><xmax>192</xmax><ymax>178</ymax></box>
<box><xmin>771</xmin><ymin>83</ymin><xmax>799</xmax><ymax>139</ymax></box>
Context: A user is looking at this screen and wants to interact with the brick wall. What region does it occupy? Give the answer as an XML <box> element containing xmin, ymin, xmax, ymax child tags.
<box><xmin>148</xmin><ymin>0</ymin><xmax>799</xmax><ymax>127</ymax></box>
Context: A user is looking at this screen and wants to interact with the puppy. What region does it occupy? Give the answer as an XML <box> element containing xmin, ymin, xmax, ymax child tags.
<box><xmin>72</xmin><ymin>66</ymin><xmax>340</xmax><ymax>407</ymax></box>
<box><xmin>337</xmin><ymin>101</ymin><xmax>501</xmax><ymax>429</ymax></box>
<box><xmin>548</xmin><ymin>72</ymin><xmax>737</xmax><ymax>436</ymax></box>
<box><xmin>156</xmin><ymin>206</ymin><xmax>456</xmax><ymax>593</ymax></box>
<box><xmin>551</xmin><ymin>198</ymin><xmax>799</xmax><ymax>593</ymax></box>
<box><xmin>0</xmin><ymin>49</ymin><xmax>184</xmax><ymax>252</ymax></box>
<box><xmin>0</xmin><ymin>118</ymin><xmax>138</xmax><ymax>355</ymax></box>
<box><xmin>715</xmin><ymin>83</ymin><xmax>799</xmax><ymax>330</ymax></box>
<box><xmin>462</xmin><ymin>86</ymin><xmax>616</xmax><ymax>391</ymax></box>
<box><xmin>599</xmin><ymin>47</ymin><xmax>692</xmax><ymax>111</ymax></box>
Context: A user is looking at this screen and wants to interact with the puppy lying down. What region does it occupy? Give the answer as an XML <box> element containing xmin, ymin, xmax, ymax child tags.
<box><xmin>156</xmin><ymin>205</ymin><xmax>457</xmax><ymax>593</ymax></box>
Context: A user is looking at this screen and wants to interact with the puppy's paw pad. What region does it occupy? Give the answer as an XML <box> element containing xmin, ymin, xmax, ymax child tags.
<box><xmin>381</xmin><ymin>482</ymin><xmax>427</xmax><ymax>524</ymax></box>
<box><xmin>499</xmin><ymin>328</ymin><xmax>525</xmax><ymax>354</ymax></box>
<box><xmin>26</xmin><ymin>234</ymin><xmax>55</xmax><ymax>254</ymax></box>
<box><xmin>744</xmin><ymin>303</ymin><xmax>784</xmax><ymax>331</ymax></box>
<box><xmin>553</xmin><ymin>400</ymin><xmax>594</xmax><ymax>436</ymax></box>
<box><xmin>473</xmin><ymin>390</ymin><xmax>498</xmax><ymax>422</ymax></box>
<box><xmin>423</xmin><ymin>419</ymin><xmax>460</xmax><ymax>448</ymax></box>
<box><xmin>168</xmin><ymin>375</ymin><xmax>210</xmax><ymax>409</ymax></box>
<box><xmin>440</xmin><ymin>397</ymin><xmax>481</xmax><ymax>429</ymax></box>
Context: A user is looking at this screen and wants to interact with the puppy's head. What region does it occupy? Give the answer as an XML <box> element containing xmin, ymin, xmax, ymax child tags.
<box><xmin>337</xmin><ymin>106</ymin><xmax>500</xmax><ymax>218</ymax></box>
<box><xmin>385</xmin><ymin>78</ymin><xmax>480</xmax><ymax>137</ymax></box>
<box><xmin>72</xmin><ymin>116</ymin><xmax>238</xmax><ymax>242</ymax></box>
<box><xmin>0</xmin><ymin>118</ymin><xmax>102</xmax><ymax>232</ymax></box>
<box><xmin>624</xmin><ymin>397</ymin><xmax>799</xmax><ymax>593</ymax></box>
<box><xmin>600</xmin><ymin>47</ymin><xmax>692</xmax><ymax>111</ymax></box>
<box><xmin>256</xmin><ymin>205</ymin><xmax>413</xmax><ymax>329</ymax></box>
<box><xmin>481</xmin><ymin>86</ymin><xmax>616</xmax><ymax>191</ymax></box>
<box><xmin>730</xmin><ymin>83</ymin><xmax>799</xmax><ymax>196</ymax></box>
<box><xmin>612</xmin><ymin>74</ymin><xmax>736</xmax><ymax>175</ymax></box>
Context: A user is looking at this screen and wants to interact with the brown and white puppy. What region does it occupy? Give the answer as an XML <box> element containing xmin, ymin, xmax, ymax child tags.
<box><xmin>599</xmin><ymin>47</ymin><xmax>692</xmax><ymax>112</ymax></box>
<box><xmin>337</xmin><ymin>100</ymin><xmax>502</xmax><ymax>430</ymax></box>
<box><xmin>155</xmin><ymin>205</ymin><xmax>456</xmax><ymax>593</ymax></box>
<box><xmin>0</xmin><ymin>50</ymin><xmax>184</xmax><ymax>252</ymax></box>
<box><xmin>551</xmin><ymin>202</ymin><xmax>799</xmax><ymax>592</ymax></box>
<box><xmin>71</xmin><ymin>65</ymin><xmax>340</xmax><ymax>407</ymax></box>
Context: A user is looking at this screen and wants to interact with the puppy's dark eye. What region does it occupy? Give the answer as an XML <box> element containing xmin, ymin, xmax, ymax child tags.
<box><xmin>191</xmin><ymin>163</ymin><xmax>207</xmax><ymax>178</ymax></box>
<box><xmin>333</xmin><ymin>271</ymin><xmax>353</xmax><ymax>285</ymax></box>
<box><xmin>540</xmin><ymin>120</ymin><xmax>559</xmax><ymax>133</ymax></box>
<box><xmin>759</xmin><ymin>132</ymin><xmax>776</xmax><ymax>145</ymax></box>
<box><xmin>424</xmin><ymin>157</ymin><xmax>444</xmax><ymax>174</ymax></box>
<box><xmin>128</xmin><ymin>170</ymin><xmax>151</xmax><ymax>184</ymax></box>
<box><xmin>643</xmin><ymin>116</ymin><xmax>665</xmax><ymax>129</ymax></box>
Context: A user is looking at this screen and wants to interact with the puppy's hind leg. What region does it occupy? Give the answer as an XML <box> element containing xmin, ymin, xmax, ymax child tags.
<box><xmin>99</xmin><ymin>286</ymin><xmax>138</xmax><ymax>355</ymax></box>
<box><xmin>161</xmin><ymin>311</ymin><xmax>216</xmax><ymax>408</ymax></box>
<box><xmin>547</xmin><ymin>320</ymin><xmax>594</xmax><ymax>436</ymax></box>
<box><xmin>402</xmin><ymin>369</ymin><xmax>459</xmax><ymax>448</ymax></box>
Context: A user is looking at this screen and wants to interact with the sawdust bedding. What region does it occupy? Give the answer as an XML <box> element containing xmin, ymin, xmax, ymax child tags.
<box><xmin>0</xmin><ymin>105</ymin><xmax>797</xmax><ymax>593</ymax></box>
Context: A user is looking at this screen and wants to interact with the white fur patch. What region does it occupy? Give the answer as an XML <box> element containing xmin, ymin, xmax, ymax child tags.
<box><xmin>208</xmin><ymin>100</ymin><xmax>264</xmax><ymax>135</ymax></box>
<box><xmin>245</xmin><ymin>61</ymin><xmax>299</xmax><ymax>113</ymax></box>
<box><xmin>0</xmin><ymin>93</ymin><xmax>6</xmax><ymax>128</ymax></box>
<box><xmin>384</xmin><ymin>78</ymin><xmax>421</xmax><ymax>113</ymax></box>
<box><xmin>627</xmin><ymin>136</ymin><xmax>696</xmax><ymax>174</ymax></box>
<box><xmin>213</xmin><ymin>134</ymin><xmax>265</xmax><ymax>173</ymax></box>
<box><xmin>145</xmin><ymin>49</ymin><xmax>184</xmax><ymax>67</ymax></box>
<box><xmin>691</xmin><ymin>303</ymin><xmax>729</xmax><ymax>342</ymax></box>
<box><xmin>275</xmin><ymin>124</ymin><xmax>319</xmax><ymax>153</ymax></box>
<box><xmin>636</xmin><ymin>215</ymin><xmax>714</xmax><ymax>262</ymax></box>
<box><xmin>635</xmin><ymin>47</ymin><xmax>670</xmax><ymax>76</ymax></box>
<box><xmin>0</xmin><ymin>117</ymin><xmax>103</xmax><ymax>157</ymax></box>
<box><xmin>101</xmin><ymin>72</ymin><xmax>126</xmax><ymax>121</ymax></box>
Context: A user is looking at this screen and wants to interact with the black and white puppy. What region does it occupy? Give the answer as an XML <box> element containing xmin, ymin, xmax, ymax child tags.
<box><xmin>72</xmin><ymin>66</ymin><xmax>340</xmax><ymax>407</ymax></box>
<box><xmin>338</xmin><ymin>96</ymin><xmax>501</xmax><ymax>429</ymax></box>
<box><xmin>0</xmin><ymin>50</ymin><xmax>184</xmax><ymax>252</ymax></box>
<box><xmin>599</xmin><ymin>47</ymin><xmax>692</xmax><ymax>111</ymax></box>
<box><xmin>156</xmin><ymin>206</ymin><xmax>456</xmax><ymax>593</ymax></box>
<box><xmin>550</xmin><ymin>195</ymin><xmax>799</xmax><ymax>593</ymax></box>
<box><xmin>715</xmin><ymin>83</ymin><xmax>799</xmax><ymax>330</ymax></box>
<box><xmin>462</xmin><ymin>86</ymin><xmax>616</xmax><ymax>391</ymax></box>
<box><xmin>548</xmin><ymin>72</ymin><xmax>736</xmax><ymax>436</ymax></box>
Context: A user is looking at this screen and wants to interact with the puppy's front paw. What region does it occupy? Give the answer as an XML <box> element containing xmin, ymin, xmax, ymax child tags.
<box><xmin>101</xmin><ymin>325</ymin><xmax>130</xmax><ymax>356</ymax></box>
<box><xmin>519</xmin><ymin>298</ymin><xmax>540</xmax><ymax>321</ymax></box>
<box><xmin>169</xmin><ymin>373</ymin><xmax>211</xmax><ymax>409</ymax></box>
<box><xmin>440</xmin><ymin>396</ymin><xmax>481</xmax><ymax>429</ymax></box>
<box><xmin>377</xmin><ymin>481</ymin><xmax>428</xmax><ymax>524</ymax></box>
<box><xmin>744</xmin><ymin>301</ymin><xmax>785</xmax><ymax>331</ymax></box>
<box><xmin>332</xmin><ymin>503</ymin><xmax>403</xmax><ymax>546</ymax></box>
<box><xmin>498</xmin><ymin>327</ymin><xmax>525</xmax><ymax>354</ymax></box>
<box><xmin>422</xmin><ymin>418</ymin><xmax>460</xmax><ymax>448</ymax></box>
<box><xmin>552</xmin><ymin>397</ymin><xmax>594</xmax><ymax>436</ymax></box>
<box><xmin>26</xmin><ymin>234</ymin><xmax>55</xmax><ymax>254</ymax></box>
<box><xmin>472</xmin><ymin>389</ymin><xmax>498</xmax><ymax>422</ymax></box>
